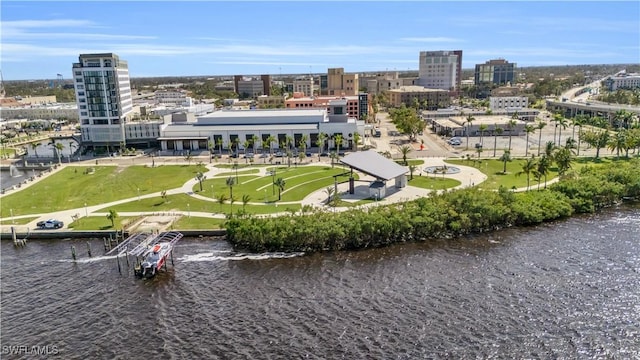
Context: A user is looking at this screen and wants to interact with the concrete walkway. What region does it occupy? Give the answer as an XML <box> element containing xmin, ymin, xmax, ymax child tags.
<box><xmin>0</xmin><ymin>155</ymin><xmax>546</xmax><ymax>233</ymax></box>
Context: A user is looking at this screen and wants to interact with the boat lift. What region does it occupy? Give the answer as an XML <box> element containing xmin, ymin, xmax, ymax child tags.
<box><xmin>106</xmin><ymin>231</ymin><xmax>183</xmax><ymax>275</ymax></box>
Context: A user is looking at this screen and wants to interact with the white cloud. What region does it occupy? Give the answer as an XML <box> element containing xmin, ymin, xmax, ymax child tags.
<box><xmin>400</xmin><ymin>37</ymin><xmax>464</xmax><ymax>43</ymax></box>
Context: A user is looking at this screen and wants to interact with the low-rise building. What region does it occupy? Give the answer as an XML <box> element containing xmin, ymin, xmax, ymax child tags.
<box><xmin>285</xmin><ymin>94</ymin><xmax>363</xmax><ymax>119</ymax></box>
<box><xmin>603</xmin><ymin>73</ymin><xmax>640</xmax><ymax>91</ymax></box>
<box><xmin>430</xmin><ymin>115</ymin><xmax>527</xmax><ymax>138</ymax></box>
<box><xmin>257</xmin><ymin>95</ymin><xmax>286</xmax><ymax>108</ymax></box>
<box><xmin>386</xmin><ymin>86</ymin><xmax>450</xmax><ymax>109</ymax></box>
<box><xmin>489</xmin><ymin>96</ymin><xmax>529</xmax><ymax>111</ymax></box>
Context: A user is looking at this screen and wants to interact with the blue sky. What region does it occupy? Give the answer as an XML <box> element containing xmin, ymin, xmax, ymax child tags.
<box><xmin>2</xmin><ymin>1</ymin><xmax>639</xmax><ymax>80</ymax></box>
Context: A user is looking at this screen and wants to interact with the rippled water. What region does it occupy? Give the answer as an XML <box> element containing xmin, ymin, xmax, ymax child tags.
<box><xmin>2</xmin><ymin>205</ymin><xmax>639</xmax><ymax>359</ymax></box>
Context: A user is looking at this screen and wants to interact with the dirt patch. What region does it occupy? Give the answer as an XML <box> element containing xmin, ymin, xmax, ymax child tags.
<box><xmin>128</xmin><ymin>215</ymin><xmax>181</xmax><ymax>233</ymax></box>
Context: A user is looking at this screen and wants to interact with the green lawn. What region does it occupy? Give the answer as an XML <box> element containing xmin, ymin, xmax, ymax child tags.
<box><xmin>407</xmin><ymin>176</ymin><xmax>461</xmax><ymax>190</ymax></box>
<box><xmin>197</xmin><ymin>165</ymin><xmax>356</xmax><ymax>202</ymax></box>
<box><xmin>215</xmin><ymin>169</ymin><xmax>260</xmax><ymax>176</ymax></box>
<box><xmin>0</xmin><ymin>165</ymin><xmax>207</xmax><ymax>217</ymax></box>
<box><xmin>395</xmin><ymin>159</ymin><xmax>425</xmax><ymax>166</ymax></box>
<box><xmin>68</xmin><ymin>215</ymin><xmax>132</xmax><ymax>230</ymax></box>
<box><xmin>172</xmin><ymin>216</ymin><xmax>227</xmax><ymax>230</ymax></box>
<box><xmin>446</xmin><ymin>158</ymin><xmax>559</xmax><ymax>190</ymax></box>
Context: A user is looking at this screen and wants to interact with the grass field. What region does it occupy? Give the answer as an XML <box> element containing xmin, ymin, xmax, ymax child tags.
<box><xmin>68</xmin><ymin>215</ymin><xmax>132</xmax><ymax>230</ymax></box>
<box><xmin>407</xmin><ymin>176</ymin><xmax>461</xmax><ymax>190</ymax></box>
<box><xmin>0</xmin><ymin>165</ymin><xmax>207</xmax><ymax>217</ymax></box>
<box><xmin>446</xmin><ymin>158</ymin><xmax>560</xmax><ymax>190</ymax></box>
<box><xmin>0</xmin><ymin>216</ymin><xmax>38</xmax><ymax>225</ymax></box>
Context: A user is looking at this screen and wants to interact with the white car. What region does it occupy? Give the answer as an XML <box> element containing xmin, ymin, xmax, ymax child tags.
<box><xmin>37</xmin><ymin>219</ymin><xmax>64</xmax><ymax>229</ymax></box>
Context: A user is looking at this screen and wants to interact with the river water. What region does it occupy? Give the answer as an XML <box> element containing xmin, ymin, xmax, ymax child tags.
<box><xmin>1</xmin><ymin>205</ymin><xmax>639</xmax><ymax>359</ymax></box>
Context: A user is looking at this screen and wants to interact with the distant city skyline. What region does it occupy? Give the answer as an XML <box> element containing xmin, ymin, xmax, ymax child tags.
<box><xmin>1</xmin><ymin>1</ymin><xmax>639</xmax><ymax>80</ymax></box>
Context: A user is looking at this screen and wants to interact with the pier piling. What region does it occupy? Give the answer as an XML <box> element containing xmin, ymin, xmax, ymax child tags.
<box><xmin>71</xmin><ymin>246</ymin><xmax>77</xmax><ymax>261</ymax></box>
<box><xmin>86</xmin><ymin>241</ymin><xmax>92</xmax><ymax>257</ymax></box>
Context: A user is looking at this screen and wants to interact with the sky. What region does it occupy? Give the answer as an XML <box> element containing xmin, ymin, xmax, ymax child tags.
<box><xmin>1</xmin><ymin>1</ymin><xmax>639</xmax><ymax>80</ymax></box>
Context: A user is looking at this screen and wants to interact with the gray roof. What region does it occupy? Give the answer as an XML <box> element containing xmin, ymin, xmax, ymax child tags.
<box><xmin>340</xmin><ymin>150</ymin><xmax>407</xmax><ymax>181</ymax></box>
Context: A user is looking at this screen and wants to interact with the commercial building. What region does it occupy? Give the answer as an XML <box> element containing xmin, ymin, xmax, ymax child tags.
<box><xmin>157</xmin><ymin>105</ymin><xmax>365</xmax><ymax>155</ymax></box>
<box><xmin>285</xmin><ymin>94</ymin><xmax>362</xmax><ymax>119</ymax></box>
<box><xmin>603</xmin><ymin>73</ymin><xmax>640</xmax><ymax>91</ymax></box>
<box><xmin>234</xmin><ymin>75</ymin><xmax>271</xmax><ymax>98</ymax></box>
<box><xmin>362</xmin><ymin>72</ymin><xmax>417</xmax><ymax>95</ymax></box>
<box><xmin>292</xmin><ymin>76</ymin><xmax>314</xmax><ymax>96</ymax></box>
<box><xmin>489</xmin><ymin>96</ymin><xmax>529</xmax><ymax>111</ymax></box>
<box><xmin>257</xmin><ymin>95</ymin><xmax>286</xmax><ymax>109</ymax></box>
<box><xmin>72</xmin><ymin>53</ymin><xmax>134</xmax><ymax>148</ymax></box>
<box><xmin>423</xmin><ymin>108</ymin><xmax>539</xmax><ymax>123</ymax></box>
<box><xmin>154</xmin><ymin>90</ymin><xmax>193</xmax><ymax>107</ymax></box>
<box><xmin>417</xmin><ymin>50</ymin><xmax>462</xmax><ymax>95</ymax></box>
<box><xmin>385</xmin><ymin>86</ymin><xmax>450</xmax><ymax>109</ymax></box>
<box><xmin>0</xmin><ymin>103</ymin><xmax>79</xmax><ymax>121</ymax></box>
<box><xmin>475</xmin><ymin>59</ymin><xmax>516</xmax><ymax>86</ymax></box>
<box><xmin>322</xmin><ymin>68</ymin><xmax>359</xmax><ymax>96</ymax></box>
<box><xmin>429</xmin><ymin>114</ymin><xmax>527</xmax><ymax>138</ymax></box>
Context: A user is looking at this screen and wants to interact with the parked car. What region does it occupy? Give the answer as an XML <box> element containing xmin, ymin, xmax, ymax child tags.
<box><xmin>37</xmin><ymin>219</ymin><xmax>64</xmax><ymax>229</ymax></box>
<box><xmin>259</xmin><ymin>153</ymin><xmax>269</xmax><ymax>158</ymax></box>
<box><xmin>244</xmin><ymin>152</ymin><xmax>254</xmax><ymax>158</ymax></box>
<box><xmin>275</xmin><ymin>151</ymin><xmax>285</xmax><ymax>157</ymax></box>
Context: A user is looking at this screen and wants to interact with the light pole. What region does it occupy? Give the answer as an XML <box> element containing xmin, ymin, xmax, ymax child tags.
<box><xmin>84</xmin><ymin>202</ymin><xmax>88</xmax><ymax>217</ymax></box>
<box><xmin>137</xmin><ymin>187</ymin><xmax>140</xmax><ymax>201</ymax></box>
<box><xmin>187</xmin><ymin>203</ymin><xmax>190</xmax><ymax>218</ymax></box>
<box><xmin>10</xmin><ymin>208</ymin><xmax>14</xmax><ymax>224</ymax></box>
<box><xmin>210</xmin><ymin>185</ymin><xmax>213</xmax><ymax>197</ymax></box>
<box><xmin>271</xmin><ymin>169</ymin><xmax>276</xmax><ymax>195</ymax></box>
<box><xmin>264</xmin><ymin>189</ymin><xmax>267</xmax><ymax>204</ymax></box>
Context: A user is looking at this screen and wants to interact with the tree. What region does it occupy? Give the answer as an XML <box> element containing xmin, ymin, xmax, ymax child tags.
<box><xmin>299</xmin><ymin>134</ymin><xmax>309</xmax><ymax>156</ymax></box>
<box><xmin>398</xmin><ymin>145</ymin><xmax>412</xmax><ymax>165</ymax></box>
<box><xmin>536</xmin><ymin>120</ymin><xmax>547</xmax><ymax>156</ymax></box>
<box><xmin>516</xmin><ymin>156</ymin><xmax>537</xmax><ymax>191</ymax></box>
<box><xmin>243</xmin><ymin>140</ymin><xmax>251</xmax><ymax>156</ymax></box>
<box><xmin>316</xmin><ymin>132</ymin><xmax>327</xmax><ymax>158</ymax></box>
<box><xmin>554</xmin><ymin>147</ymin><xmax>573</xmax><ymax>176</ymax></box>
<box><xmin>229</xmin><ymin>196</ymin><xmax>236</xmax><ymax>217</ymax></box>
<box><xmin>274</xmin><ymin>177</ymin><xmax>286</xmax><ymax>201</ymax></box>
<box><xmin>571</xmin><ymin>115</ymin><xmax>587</xmax><ymax>156</ymax></box>
<box><xmin>195</xmin><ymin>172</ymin><xmax>206</xmax><ymax>192</ymax></box>
<box><xmin>54</xmin><ymin>142</ymin><xmax>64</xmax><ymax>164</ymax></box>
<box><xmin>536</xmin><ymin>154</ymin><xmax>552</xmax><ymax>189</ymax></box>
<box><xmin>241</xmin><ymin>194</ymin><xmax>251</xmax><ymax>213</ymax></box>
<box><xmin>30</xmin><ymin>141</ymin><xmax>41</xmax><ymax>159</ymax></box>
<box><xmin>265</xmin><ymin>135</ymin><xmax>276</xmax><ymax>156</ymax></box>
<box><xmin>506</xmin><ymin>118</ymin><xmax>517</xmax><ymax>151</ymax></box>
<box><xmin>324</xmin><ymin>186</ymin><xmax>334</xmax><ymax>205</ymax></box>
<box><xmin>551</xmin><ymin>113</ymin><xmax>562</xmax><ymax>146</ymax></box>
<box><xmin>608</xmin><ymin>130</ymin><xmax>628</xmax><ymax>158</ymax></box>
<box><xmin>216</xmin><ymin>137</ymin><xmax>224</xmax><ymax>155</ymax></box>
<box><xmin>555</xmin><ymin>115</ymin><xmax>569</xmax><ymax>146</ymax></box>
<box><xmin>106</xmin><ymin>209</ymin><xmax>118</xmax><ymax>227</ymax></box>
<box><xmin>334</xmin><ymin>134</ymin><xmax>343</xmax><ymax>155</ymax></box>
<box><xmin>183</xmin><ymin>151</ymin><xmax>193</xmax><ymax>165</ymax></box>
<box><xmin>478</xmin><ymin>124</ymin><xmax>488</xmax><ymax>147</ymax></box>
<box><xmin>352</xmin><ymin>132</ymin><xmax>360</xmax><ymax>151</ymax></box>
<box><xmin>409</xmin><ymin>164</ymin><xmax>416</xmax><ymax>180</ymax></box>
<box><xmin>524</xmin><ymin>124</ymin><xmax>536</xmax><ymax>157</ymax></box>
<box><xmin>226</xmin><ymin>176</ymin><xmax>235</xmax><ymax>198</ymax></box>
<box><xmin>216</xmin><ymin>193</ymin><xmax>228</xmax><ymax>213</ymax></box>
<box><xmin>499</xmin><ymin>149</ymin><xmax>512</xmax><ymax>174</ymax></box>
<box><xmin>251</xmin><ymin>135</ymin><xmax>260</xmax><ymax>154</ymax></box>
<box><xmin>581</xmin><ymin>130</ymin><xmax>610</xmax><ymax>159</ymax></box>
<box><xmin>388</xmin><ymin>104</ymin><xmax>424</xmax><ymax>141</ymax></box>
<box><xmin>465</xmin><ymin>114</ymin><xmax>475</xmax><ymax>149</ymax></box>
<box><xmin>493</xmin><ymin>126</ymin><xmax>503</xmax><ymax>157</ymax></box>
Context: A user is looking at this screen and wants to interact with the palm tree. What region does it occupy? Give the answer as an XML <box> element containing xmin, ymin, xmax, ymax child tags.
<box><xmin>229</xmin><ymin>196</ymin><xmax>236</xmax><ymax>217</ymax></box>
<box><xmin>243</xmin><ymin>140</ymin><xmax>251</xmax><ymax>156</ymax></box>
<box><xmin>195</xmin><ymin>172</ymin><xmax>206</xmax><ymax>192</ymax></box>
<box><xmin>324</xmin><ymin>186</ymin><xmax>335</xmax><ymax>205</ymax></box>
<box><xmin>30</xmin><ymin>142</ymin><xmax>41</xmax><ymax>159</ymax></box>
<box><xmin>536</xmin><ymin>120</ymin><xmax>547</xmax><ymax>156</ymax></box>
<box><xmin>251</xmin><ymin>135</ymin><xmax>260</xmax><ymax>154</ymax></box>
<box><xmin>554</xmin><ymin>147</ymin><xmax>573</xmax><ymax>176</ymax></box>
<box><xmin>216</xmin><ymin>193</ymin><xmax>228</xmax><ymax>213</ymax></box>
<box><xmin>524</xmin><ymin>124</ymin><xmax>536</xmax><ymax>157</ymax></box>
<box><xmin>398</xmin><ymin>145</ymin><xmax>412</xmax><ymax>165</ymax></box>
<box><xmin>465</xmin><ymin>114</ymin><xmax>475</xmax><ymax>149</ymax></box>
<box><xmin>478</xmin><ymin>124</ymin><xmax>488</xmax><ymax>147</ymax></box>
<box><xmin>608</xmin><ymin>130</ymin><xmax>628</xmax><ymax>159</ymax></box>
<box><xmin>408</xmin><ymin>164</ymin><xmax>416</xmax><ymax>180</ymax></box>
<box><xmin>226</xmin><ymin>177</ymin><xmax>235</xmax><ymax>198</ymax></box>
<box><xmin>53</xmin><ymin>142</ymin><xmax>64</xmax><ymax>164</ymax></box>
<box><xmin>216</xmin><ymin>137</ymin><xmax>224</xmax><ymax>155</ymax></box>
<box><xmin>299</xmin><ymin>134</ymin><xmax>309</xmax><ymax>156</ymax></box>
<box><xmin>551</xmin><ymin>113</ymin><xmax>562</xmax><ymax>146</ymax></box>
<box><xmin>516</xmin><ymin>156</ymin><xmax>537</xmax><ymax>191</ymax></box>
<box><xmin>265</xmin><ymin>135</ymin><xmax>276</xmax><ymax>156</ymax></box>
<box><xmin>285</xmin><ymin>135</ymin><xmax>294</xmax><ymax>152</ymax></box>
<box><xmin>334</xmin><ymin>134</ymin><xmax>343</xmax><ymax>156</ymax></box>
<box><xmin>106</xmin><ymin>209</ymin><xmax>118</xmax><ymax>227</ymax></box>
<box><xmin>537</xmin><ymin>155</ymin><xmax>552</xmax><ymax>189</ymax></box>
<box><xmin>493</xmin><ymin>126</ymin><xmax>503</xmax><ymax>157</ymax></box>
<box><xmin>572</xmin><ymin>116</ymin><xmax>586</xmax><ymax>156</ymax></box>
<box><xmin>499</xmin><ymin>149</ymin><xmax>512</xmax><ymax>174</ymax></box>
<box><xmin>556</xmin><ymin>116</ymin><xmax>569</xmax><ymax>146</ymax></box>
<box><xmin>316</xmin><ymin>133</ymin><xmax>327</xmax><ymax>159</ymax></box>
<box><xmin>506</xmin><ymin>118</ymin><xmax>517</xmax><ymax>151</ymax></box>
<box><xmin>544</xmin><ymin>141</ymin><xmax>556</xmax><ymax>161</ymax></box>
<box><xmin>241</xmin><ymin>194</ymin><xmax>251</xmax><ymax>213</ymax></box>
<box><xmin>352</xmin><ymin>132</ymin><xmax>360</xmax><ymax>151</ymax></box>
<box><xmin>274</xmin><ymin>177</ymin><xmax>286</xmax><ymax>201</ymax></box>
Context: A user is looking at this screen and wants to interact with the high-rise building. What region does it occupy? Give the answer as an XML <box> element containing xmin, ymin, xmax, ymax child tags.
<box><xmin>293</xmin><ymin>76</ymin><xmax>314</xmax><ymax>96</ymax></box>
<box><xmin>417</xmin><ymin>50</ymin><xmax>462</xmax><ymax>95</ymax></box>
<box><xmin>474</xmin><ymin>59</ymin><xmax>516</xmax><ymax>86</ymax></box>
<box><xmin>234</xmin><ymin>75</ymin><xmax>272</xmax><ymax>98</ymax></box>
<box><xmin>73</xmin><ymin>53</ymin><xmax>133</xmax><ymax>149</ymax></box>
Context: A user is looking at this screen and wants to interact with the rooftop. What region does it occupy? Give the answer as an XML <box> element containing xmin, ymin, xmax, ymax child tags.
<box><xmin>340</xmin><ymin>150</ymin><xmax>407</xmax><ymax>181</ymax></box>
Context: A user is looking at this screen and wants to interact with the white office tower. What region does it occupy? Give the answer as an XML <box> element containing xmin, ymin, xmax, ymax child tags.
<box><xmin>73</xmin><ymin>53</ymin><xmax>133</xmax><ymax>150</ymax></box>
<box><xmin>418</xmin><ymin>51</ymin><xmax>458</xmax><ymax>92</ymax></box>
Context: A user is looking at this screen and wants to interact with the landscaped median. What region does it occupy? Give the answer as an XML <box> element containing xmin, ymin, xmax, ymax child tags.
<box><xmin>226</xmin><ymin>158</ymin><xmax>640</xmax><ymax>253</ymax></box>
